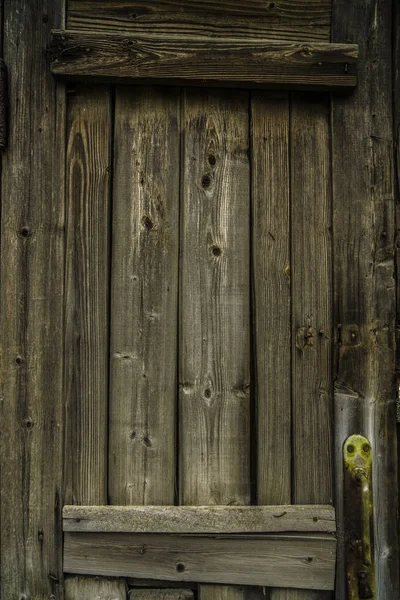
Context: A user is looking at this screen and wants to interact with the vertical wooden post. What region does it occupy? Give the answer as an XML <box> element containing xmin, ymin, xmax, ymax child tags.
<box><xmin>332</xmin><ymin>0</ymin><xmax>399</xmax><ymax>597</ymax></box>
<box><xmin>0</xmin><ymin>1</ymin><xmax>66</xmax><ymax>598</ymax></box>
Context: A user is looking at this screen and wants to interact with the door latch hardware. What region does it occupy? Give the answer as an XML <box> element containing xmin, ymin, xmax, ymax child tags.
<box><xmin>344</xmin><ymin>435</ymin><xmax>375</xmax><ymax>599</ymax></box>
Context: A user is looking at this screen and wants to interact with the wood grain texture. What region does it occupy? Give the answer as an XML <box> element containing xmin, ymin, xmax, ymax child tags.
<box><xmin>129</xmin><ymin>591</ymin><xmax>193</xmax><ymax>599</ymax></box>
<box><xmin>65</xmin><ymin>576</ymin><xmax>127</xmax><ymax>599</ymax></box>
<box><xmin>109</xmin><ymin>86</ymin><xmax>180</xmax><ymax>505</ymax></box>
<box><xmin>50</xmin><ymin>31</ymin><xmax>358</xmax><ymax>91</ymax></box>
<box><xmin>199</xmin><ymin>586</ymin><xmax>265</xmax><ymax>600</ymax></box>
<box><xmin>67</xmin><ymin>0</ymin><xmax>331</xmax><ymax>43</ymax></box>
<box><xmin>332</xmin><ymin>0</ymin><xmax>399</xmax><ymax>598</ymax></box>
<box><xmin>63</xmin><ymin>532</ymin><xmax>336</xmax><ymax>590</ymax></box>
<box><xmin>64</xmin><ymin>85</ymin><xmax>112</xmax><ymax>506</ymax></box>
<box><xmin>251</xmin><ymin>92</ymin><xmax>291</xmax><ymax>506</ymax></box>
<box><xmin>290</xmin><ymin>95</ymin><xmax>332</xmax><ymax>507</ymax></box>
<box><xmin>63</xmin><ymin>505</ymin><xmax>336</xmax><ymax>533</ymax></box>
<box><xmin>0</xmin><ymin>1</ymin><xmax>66</xmax><ymax>598</ymax></box>
<box><xmin>179</xmin><ymin>88</ymin><xmax>250</xmax><ymax>600</ymax></box>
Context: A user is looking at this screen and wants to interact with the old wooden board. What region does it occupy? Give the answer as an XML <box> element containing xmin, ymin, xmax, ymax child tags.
<box><xmin>331</xmin><ymin>0</ymin><xmax>399</xmax><ymax>598</ymax></box>
<box><xmin>64</xmin><ymin>532</ymin><xmax>336</xmax><ymax>590</ymax></box>
<box><xmin>199</xmin><ymin>586</ymin><xmax>265</xmax><ymax>600</ymax></box>
<box><xmin>64</xmin><ymin>84</ymin><xmax>112</xmax><ymax>506</ymax></box>
<box><xmin>0</xmin><ymin>0</ymin><xmax>66</xmax><ymax>598</ymax></box>
<box><xmin>50</xmin><ymin>31</ymin><xmax>358</xmax><ymax>91</ymax></box>
<box><xmin>129</xmin><ymin>590</ymin><xmax>194</xmax><ymax>599</ymax></box>
<box><xmin>63</xmin><ymin>505</ymin><xmax>336</xmax><ymax>533</ymax></box>
<box><xmin>179</xmin><ymin>88</ymin><xmax>250</xmax><ymax>599</ymax></box>
<box><xmin>67</xmin><ymin>0</ymin><xmax>332</xmax><ymax>43</ymax></box>
<box><xmin>65</xmin><ymin>575</ymin><xmax>127</xmax><ymax>599</ymax></box>
<box><xmin>109</xmin><ymin>86</ymin><xmax>180</xmax><ymax>505</ymax></box>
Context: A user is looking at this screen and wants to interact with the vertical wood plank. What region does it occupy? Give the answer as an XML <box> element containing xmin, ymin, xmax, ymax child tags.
<box><xmin>109</xmin><ymin>86</ymin><xmax>180</xmax><ymax>505</ymax></box>
<box><xmin>179</xmin><ymin>88</ymin><xmax>250</xmax><ymax>600</ymax></box>
<box><xmin>65</xmin><ymin>576</ymin><xmax>127</xmax><ymax>599</ymax></box>
<box><xmin>0</xmin><ymin>1</ymin><xmax>66</xmax><ymax>598</ymax></box>
<box><xmin>332</xmin><ymin>1</ymin><xmax>399</xmax><ymax>597</ymax></box>
<box><xmin>200</xmin><ymin>585</ymin><xmax>264</xmax><ymax>600</ymax></box>
<box><xmin>252</xmin><ymin>92</ymin><xmax>291</xmax><ymax>506</ymax></box>
<box><xmin>64</xmin><ymin>85</ymin><xmax>112</xmax><ymax>506</ymax></box>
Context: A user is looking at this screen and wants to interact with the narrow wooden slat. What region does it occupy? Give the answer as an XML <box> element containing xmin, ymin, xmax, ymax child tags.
<box><xmin>179</xmin><ymin>88</ymin><xmax>250</xmax><ymax>600</ymax></box>
<box><xmin>50</xmin><ymin>31</ymin><xmax>358</xmax><ymax>91</ymax></box>
<box><xmin>65</xmin><ymin>576</ymin><xmax>127</xmax><ymax>599</ymax></box>
<box><xmin>252</xmin><ymin>92</ymin><xmax>291</xmax><ymax>506</ymax></box>
<box><xmin>67</xmin><ymin>0</ymin><xmax>332</xmax><ymax>43</ymax></box>
<box><xmin>129</xmin><ymin>590</ymin><xmax>194</xmax><ymax>599</ymax></box>
<box><xmin>64</xmin><ymin>532</ymin><xmax>336</xmax><ymax>590</ymax></box>
<box><xmin>199</xmin><ymin>586</ymin><xmax>265</xmax><ymax>600</ymax></box>
<box><xmin>332</xmin><ymin>1</ymin><xmax>399</xmax><ymax>597</ymax></box>
<box><xmin>64</xmin><ymin>85</ymin><xmax>112</xmax><ymax>506</ymax></box>
<box><xmin>0</xmin><ymin>1</ymin><xmax>66</xmax><ymax>598</ymax></box>
<box><xmin>109</xmin><ymin>86</ymin><xmax>180</xmax><ymax>505</ymax></box>
<box><xmin>63</xmin><ymin>504</ymin><xmax>336</xmax><ymax>533</ymax></box>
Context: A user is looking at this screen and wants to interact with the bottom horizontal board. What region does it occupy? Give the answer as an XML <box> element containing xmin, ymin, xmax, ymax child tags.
<box><xmin>64</xmin><ymin>533</ymin><xmax>336</xmax><ymax>591</ymax></box>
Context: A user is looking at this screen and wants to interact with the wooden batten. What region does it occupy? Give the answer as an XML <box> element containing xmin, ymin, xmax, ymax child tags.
<box><xmin>50</xmin><ymin>30</ymin><xmax>358</xmax><ymax>91</ymax></box>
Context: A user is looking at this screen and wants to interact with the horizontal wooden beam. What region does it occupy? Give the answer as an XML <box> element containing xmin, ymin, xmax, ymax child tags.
<box><xmin>64</xmin><ymin>532</ymin><xmax>336</xmax><ymax>590</ymax></box>
<box><xmin>63</xmin><ymin>504</ymin><xmax>336</xmax><ymax>533</ymax></box>
<box><xmin>50</xmin><ymin>30</ymin><xmax>358</xmax><ymax>91</ymax></box>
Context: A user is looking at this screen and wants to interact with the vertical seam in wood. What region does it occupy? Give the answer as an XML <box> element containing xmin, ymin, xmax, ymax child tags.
<box><xmin>288</xmin><ymin>92</ymin><xmax>294</xmax><ymax>506</ymax></box>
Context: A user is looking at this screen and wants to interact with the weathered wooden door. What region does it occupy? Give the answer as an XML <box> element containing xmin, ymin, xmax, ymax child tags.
<box><xmin>1</xmin><ymin>2</ymin><xmax>399</xmax><ymax>600</ymax></box>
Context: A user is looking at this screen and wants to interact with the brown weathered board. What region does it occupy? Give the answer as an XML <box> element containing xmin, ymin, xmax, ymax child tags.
<box><xmin>50</xmin><ymin>31</ymin><xmax>358</xmax><ymax>91</ymax></box>
<box><xmin>64</xmin><ymin>532</ymin><xmax>336</xmax><ymax>590</ymax></box>
<box><xmin>0</xmin><ymin>0</ymin><xmax>66</xmax><ymax>598</ymax></box>
<box><xmin>64</xmin><ymin>85</ymin><xmax>112</xmax><ymax>506</ymax></box>
<box><xmin>67</xmin><ymin>0</ymin><xmax>332</xmax><ymax>43</ymax></box>
<box><xmin>65</xmin><ymin>575</ymin><xmax>127</xmax><ymax>599</ymax></box>
<box><xmin>179</xmin><ymin>88</ymin><xmax>251</xmax><ymax>600</ymax></box>
<box><xmin>331</xmin><ymin>0</ymin><xmax>399</xmax><ymax>598</ymax></box>
<box><xmin>109</xmin><ymin>86</ymin><xmax>180</xmax><ymax>505</ymax></box>
<box><xmin>63</xmin><ymin>504</ymin><xmax>336</xmax><ymax>533</ymax></box>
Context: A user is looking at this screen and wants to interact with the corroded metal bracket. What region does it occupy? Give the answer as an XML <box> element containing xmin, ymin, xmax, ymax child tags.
<box><xmin>344</xmin><ymin>435</ymin><xmax>375</xmax><ymax>599</ymax></box>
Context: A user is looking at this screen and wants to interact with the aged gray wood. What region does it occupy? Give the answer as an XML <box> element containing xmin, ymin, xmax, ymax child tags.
<box><xmin>291</xmin><ymin>95</ymin><xmax>332</xmax><ymax>506</ymax></box>
<box><xmin>63</xmin><ymin>505</ymin><xmax>336</xmax><ymax>533</ymax></box>
<box><xmin>64</xmin><ymin>532</ymin><xmax>336</xmax><ymax>590</ymax></box>
<box><xmin>252</xmin><ymin>92</ymin><xmax>291</xmax><ymax>506</ymax></box>
<box><xmin>332</xmin><ymin>0</ymin><xmax>399</xmax><ymax>598</ymax></box>
<box><xmin>0</xmin><ymin>1</ymin><xmax>66</xmax><ymax>598</ymax></box>
<box><xmin>129</xmin><ymin>591</ymin><xmax>193</xmax><ymax>599</ymax></box>
<box><xmin>199</xmin><ymin>586</ymin><xmax>265</xmax><ymax>600</ymax></box>
<box><xmin>109</xmin><ymin>86</ymin><xmax>180</xmax><ymax>505</ymax></box>
<box><xmin>50</xmin><ymin>31</ymin><xmax>358</xmax><ymax>91</ymax></box>
<box><xmin>65</xmin><ymin>576</ymin><xmax>127</xmax><ymax>599</ymax></box>
<box><xmin>67</xmin><ymin>0</ymin><xmax>332</xmax><ymax>43</ymax></box>
<box><xmin>179</xmin><ymin>88</ymin><xmax>250</xmax><ymax>600</ymax></box>
<box><xmin>64</xmin><ymin>85</ymin><xmax>112</xmax><ymax>506</ymax></box>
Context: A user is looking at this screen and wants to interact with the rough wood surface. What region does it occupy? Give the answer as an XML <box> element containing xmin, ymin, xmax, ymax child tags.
<box><xmin>0</xmin><ymin>1</ymin><xmax>66</xmax><ymax>598</ymax></box>
<box><xmin>63</xmin><ymin>505</ymin><xmax>336</xmax><ymax>533</ymax></box>
<box><xmin>50</xmin><ymin>31</ymin><xmax>358</xmax><ymax>91</ymax></box>
<box><xmin>290</xmin><ymin>95</ymin><xmax>332</xmax><ymax>506</ymax></box>
<box><xmin>65</xmin><ymin>576</ymin><xmax>127</xmax><ymax>599</ymax></box>
<box><xmin>179</xmin><ymin>88</ymin><xmax>250</xmax><ymax>600</ymax></box>
<box><xmin>109</xmin><ymin>86</ymin><xmax>180</xmax><ymax>505</ymax></box>
<box><xmin>64</xmin><ymin>85</ymin><xmax>112</xmax><ymax>506</ymax></box>
<box><xmin>252</xmin><ymin>92</ymin><xmax>291</xmax><ymax>506</ymax></box>
<box><xmin>67</xmin><ymin>0</ymin><xmax>332</xmax><ymax>43</ymax></box>
<box><xmin>332</xmin><ymin>0</ymin><xmax>399</xmax><ymax>598</ymax></box>
<box><xmin>199</xmin><ymin>586</ymin><xmax>265</xmax><ymax>600</ymax></box>
<box><xmin>64</xmin><ymin>532</ymin><xmax>336</xmax><ymax>590</ymax></box>
<box><xmin>129</xmin><ymin>591</ymin><xmax>193</xmax><ymax>599</ymax></box>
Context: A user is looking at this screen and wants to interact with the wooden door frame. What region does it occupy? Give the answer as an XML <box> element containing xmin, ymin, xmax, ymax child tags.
<box><xmin>0</xmin><ymin>0</ymin><xmax>398</xmax><ymax>598</ymax></box>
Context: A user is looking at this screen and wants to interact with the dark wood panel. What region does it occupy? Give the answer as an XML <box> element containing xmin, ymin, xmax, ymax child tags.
<box><xmin>67</xmin><ymin>0</ymin><xmax>331</xmax><ymax>43</ymax></box>
<box><xmin>64</xmin><ymin>85</ymin><xmax>112</xmax><ymax>506</ymax></box>
<box><xmin>50</xmin><ymin>31</ymin><xmax>358</xmax><ymax>91</ymax></box>
<box><xmin>64</xmin><ymin>532</ymin><xmax>336</xmax><ymax>590</ymax></box>
<box><xmin>331</xmin><ymin>0</ymin><xmax>399</xmax><ymax>597</ymax></box>
<box><xmin>109</xmin><ymin>86</ymin><xmax>180</xmax><ymax>505</ymax></box>
<box><xmin>0</xmin><ymin>1</ymin><xmax>66</xmax><ymax>598</ymax></box>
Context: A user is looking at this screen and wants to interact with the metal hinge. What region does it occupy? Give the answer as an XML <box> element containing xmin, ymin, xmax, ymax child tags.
<box><xmin>0</xmin><ymin>58</ymin><xmax>8</xmax><ymax>151</ymax></box>
<box><xmin>344</xmin><ymin>435</ymin><xmax>375</xmax><ymax>599</ymax></box>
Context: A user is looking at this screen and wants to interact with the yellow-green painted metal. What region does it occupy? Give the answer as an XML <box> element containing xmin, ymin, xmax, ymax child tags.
<box><xmin>343</xmin><ymin>434</ymin><xmax>375</xmax><ymax>599</ymax></box>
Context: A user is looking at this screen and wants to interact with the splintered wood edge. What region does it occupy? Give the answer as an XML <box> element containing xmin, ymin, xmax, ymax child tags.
<box><xmin>63</xmin><ymin>504</ymin><xmax>336</xmax><ymax>533</ymax></box>
<box><xmin>49</xmin><ymin>30</ymin><xmax>358</xmax><ymax>91</ymax></box>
